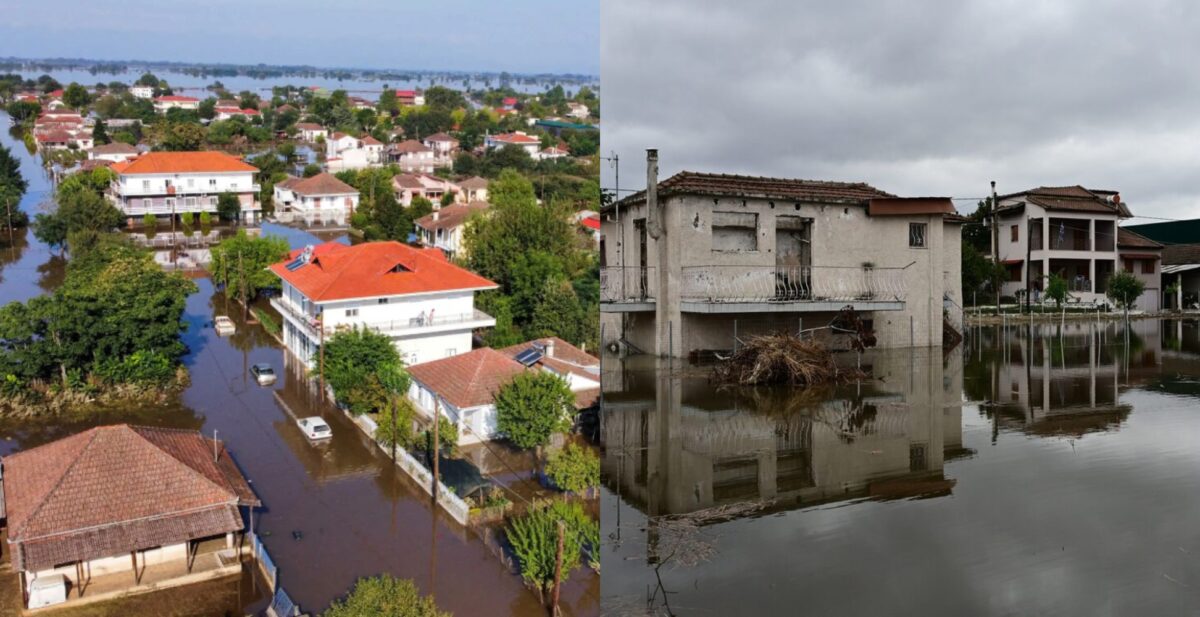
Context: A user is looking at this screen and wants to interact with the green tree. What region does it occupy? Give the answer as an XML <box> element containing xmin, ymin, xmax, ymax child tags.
<box><xmin>216</xmin><ymin>191</ymin><xmax>242</xmax><ymax>222</ymax></box>
<box><xmin>0</xmin><ymin>143</ymin><xmax>28</xmax><ymax>232</ymax></box>
<box><xmin>961</xmin><ymin>242</ymin><xmax>1004</xmax><ymax>306</ymax></box>
<box><xmin>494</xmin><ymin>371</ymin><xmax>575</xmax><ymax>449</ymax></box>
<box><xmin>506</xmin><ymin>499</ymin><xmax>598</xmax><ymax>601</ymax></box>
<box><xmin>375</xmin><ymin>362</ymin><xmax>414</xmax><ymax>458</ymax></box>
<box><xmin>62</xmin><ymin>82</ymin><xmax>90</xmax><ymax>109</ymax></box>
<box><xmin>303</xmin><ymin>163</ymin><xmax>322</xmax><ymax>178</ymax></box>
<box><xmin>1106</xmin><ymin>270</ymin><xmax>1146</xmax><ymax>317</ymax></box>
<box><xmin>159</xmin><ymin>121</ymin><xmax>206</xmax><ymax>151</ymax></box>
<box><xmin>91</xmin><ymin>118</ymin><xmax>109</xmax><ymax>145</ymax></box>
<box><xmin>544</xmin><ymin>443</ymin><xmax>600</xmax><ymax>494</ymax></box>
<box><xmin>322</xmin><ymin>575</ymin><xmax>449</xmax><ymax>617</ymax></box>
<box><xmin>207</xmin><ymin>229</ymin><xmax>290</xmax><ymax>309</ymax></box>
<box><xmin>198</xmin><ymin>98</ymin><xmax>217</xmax><ymax>120</ymax></box>
<box><xmin>1044</xmin><ymin>273</ymin><xmax>1068</xmax><ymax>308</ymax></box>
<box><xmin>322</xmin><ymin>327</ymin><xmax>401</xmax><ymax>413</ymax></box>
<box><xmin>32</xmin><ymin>168</ymin><xmax>123</xmax><ymax>251</ymax></box>
<box><xmin>5</xmin><ymin>100</ymin><xmax>41</xmax><ymax>123</ymax></box>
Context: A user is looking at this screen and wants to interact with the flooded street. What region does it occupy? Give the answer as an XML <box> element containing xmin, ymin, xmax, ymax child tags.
<box><xmin>0</xmin><ymin>113</ymin><xmax>599</xmax><ymax>615</ymax></box>
<box><xmin>601</xmin><ymin>319</ymin><xmax>1200</xmax><ymax>616</ymax></box>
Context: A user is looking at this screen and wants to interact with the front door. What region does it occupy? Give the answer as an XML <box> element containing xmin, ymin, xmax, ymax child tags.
<box><xmin>775</xmin><ymin>216</ymin><xmax>812</xmax><ymax>300</ymax></box>
<box><xmin>635</xmin><ymin>219</ymin><xmax>648</xmax><ymax>299</ymax></box>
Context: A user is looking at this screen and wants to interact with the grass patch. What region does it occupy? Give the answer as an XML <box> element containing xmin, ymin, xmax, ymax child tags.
<box><xmin>253</xmin><ymin>308</ymin><xmax>281</xmax><ymax>336</ymax></box>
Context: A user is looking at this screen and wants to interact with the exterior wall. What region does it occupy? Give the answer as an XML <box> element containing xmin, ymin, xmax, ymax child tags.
<box><xmin>408</xmin><ymin>381</ymin><xmax>496</xmax><ymax>444</ymax></box>
<box><xmin>284</xmin><ymin>192</ymin><xmax>358</xmax><ymax>226</ymax></box>
<box><xmin>28</xmin><ymin>541</ymin><xmax>189</xmax><ymax>582</ymax></box>
<box><xmin>996</xmin><ymin>202</ymin><xmax>1121</xmax><ymax>305</ymax></box>
<box><xmin>1121</xmin><ymin>251</ymin><xmax>1161</xmax><ymax>311</ymax></box>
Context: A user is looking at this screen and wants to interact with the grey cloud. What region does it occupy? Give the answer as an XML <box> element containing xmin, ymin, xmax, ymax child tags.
<box><xmin>601</xmin><ymin>0</ymin><xmax>1200</xmax><ymax>218</ymax></box>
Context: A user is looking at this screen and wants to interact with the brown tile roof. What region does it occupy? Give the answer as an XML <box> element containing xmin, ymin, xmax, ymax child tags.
<box><xmin>867</xmin><ymin>197</ymin><xmax>955</xmax><ymax>216</ymax></box>
<box><xmin>360</xmin><ymin>135</ymin><xmax>383</xmax><ymax>146</ymax></box>
<box><xmin>287</xmin><ymin>172</ymin><xmax>358</xmax><ymax>196</ymax></box>
<box><xmin>390</xmin><ymin>139</ymin><xmax>432</xmax><ymax>155</ymax></box>
<box><xmin>89</xmin><ymin>142</ymin><xmax>138</xmax><ymax>155</ymax></box>
<box><xmin>296</xmin><ymin>123</ymin><xmax>324</xmax><ymax>131</ymax></box>
<box><xmin>610</xmin><ymin>171</ymin><xmax>895</xmax><ymax>211</ymax></box>
<box><xmin>573</xmin><ymin>387</ymin><xmax>600</xmax><ymax>410</ymax></box>
<box><xmin>415</xmin><ymin>201</ymin><xmax>489</xmax><ymax>231</ymax></box>
<box><xmin>423</xmin><ymin>132</ymin><xmax>458</xmax><ymax>143</ymax></box>
<box><xmin>393</xmin><ymin>173</ymin><xmax>426</xmax><ymax>190</ymax></box>
<box><xmin>408</xmin><ymin>348</ymin><xmax>527</xmax><ymax>409</ymax></box>
<box><xmin>459</xmin><ymin>176</ymin><xmax>489</xmax><ymax>190</ymax></box>
<box><xmin>1117</xmin><ymin>227</ymin><xmax>1162</xmax><ymax>249</ymax></box>
<box><xmin>2</xmin><ymin>425</ymin><xmax>257</xmax><ymax>571</ymax></box>
<box><xmin>999</xmin><ymin>186</ymin><xmax>1132</xmax><ymax>217</ymax></box>
<box><xmin>1162</xmin><ymin>243</ymin><xmax>1200</xmax><ymax>266</ymax></box>
<box><xmin>499</xmin><ymin>337</ymin><xmax>600</xmax><ymax>386</ymax></box>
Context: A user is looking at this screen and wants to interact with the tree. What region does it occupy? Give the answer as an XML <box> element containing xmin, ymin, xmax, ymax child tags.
<box><xmin>32</xmin><ymin>168</ymin><xmax>123</xmax><ymax>251</ymax></box>
<box><xmin>1044</xmin><ymin>273</ymin><xmax>1068</xmax><ymax>308</ymax></box>
<box><xmin>961</xmin><ymin>242</ymin><xmax>1004</xmax><ymax>306</ymax></box>
<box><xmin>322</xmin><ymin>327</ymin><xmax>401</xmax><ymax>412</ymax></box>
<box><xmin>62</xmin><ymin>82</ymin><xmax>90</xmax><ymax>109</ymax></box>
<box><xmin>91</xmin><ymin>118</ymin><xmax>109</xmax><ymax>145</ymax></box>
<box><xmin>207</xmin><ymin>229</ymin><xmax>290</xmax><ymax>307</ymax></box>
<box><xmin>5</xmin><ymin>100</ymin><xmax>41</xmax><ymax>123</ymax></box>
<box><xmin>494</xmin><ymin>371</ymin><xmax>575</xmax><ymax>449</ymax></box>
<box><xmin>198</xmin><ymin>98</ymin><xmax>217</xmax><ymax>120</ymax></box>
<box><xmin>322</xmin><ymin>575</ymin><xmax>449</xmax><ymax>617</ymax></box>
<box><xmin>1106</xmin><ymin>270</ymin><xmax>1146</xmax><ymax>318</ymax></box>
<box><xmin>216</xmin><ymin>191</ymin><xmax>242</xmax><ymax>222</ymax></box>
<box><xmin>159</xmin><ymin>121</ymin><xmax>206</xmax><ymax>151</ymax></box>
<box><xmin>375</xmin><ymin>362</ymin><xmax>414</xmax><ymax>458</ymax></box>
<box><xmin>0</xmin><ymin>143</ymin><xmax>28</xmax><ymax>232</ymax></box>
<box><xmin>303</xmin><ymin>163</ymin><xmax>322</xmax><ymax>178</ymax></box>
<box><xmin>506</xmin><ymin>499</ymin><xmax>598</xmax><ymax>602</ymax></box>
<box><xmin>544</xmin><ymin>443</ymin><xmax>600</xmax><ymax>494</ymax></box>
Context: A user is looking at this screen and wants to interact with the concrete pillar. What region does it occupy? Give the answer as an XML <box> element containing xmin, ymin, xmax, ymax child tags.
<box><xmin>226</xmin><ymin>532</ymin><xmax>235</xmax><ymax>549</ymax></box>
<box><xmin>647</xmin><ymin>149</ymin><xmax>683</xmax><ymax>357</ymax></box>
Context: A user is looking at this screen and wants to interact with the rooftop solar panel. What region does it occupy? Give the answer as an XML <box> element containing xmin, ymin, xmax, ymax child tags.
<box><xmin>514</xmin><ymin>348</ymin><xmax>543</xmax><ymax>366</ymax></box>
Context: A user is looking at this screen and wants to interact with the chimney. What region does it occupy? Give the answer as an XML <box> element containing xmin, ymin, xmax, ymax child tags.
<box><xmin>432</xmin><ymin>210</ymin><xmax>439</xmax><ymax>221</ymax></box>
<box><xmin>646</xmin><ymin>149</ymin><xmax>662</xmax><ymax>239</ymax></box>
<box><xmin>545</xmin><ymin>338</ymin><xmax>555</xmax><ymax>358</ymax></box>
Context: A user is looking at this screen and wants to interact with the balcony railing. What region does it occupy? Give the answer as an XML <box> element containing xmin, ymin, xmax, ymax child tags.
<box><xmin>600</xmin><ymin>266</ymin><xmax>656</xmax><ymax>302</ymax></box>
<box><xmin>680</xmin><ymin>265</ymin><xmax>907</xmax><ymax>303</ymax></box>
<box><xmin>272</xmin><ymin>298</ymin><xmax>493</xmax><ymax>336</ymax></box>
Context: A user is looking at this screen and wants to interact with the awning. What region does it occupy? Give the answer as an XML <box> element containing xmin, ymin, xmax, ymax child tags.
<box><xmin>1121</xmin><ymin>253</ymin><xmax>1160</xmax><ymax>260</ymax></box>
<box><xmin>1162</xmin><ymin>264</ymin><xmax>1200</xmax><ymax>274</ymax></box>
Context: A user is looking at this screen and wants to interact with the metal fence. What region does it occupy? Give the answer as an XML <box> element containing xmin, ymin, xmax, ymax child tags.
<box><xmin>354</xmin><ymin>413</ymin><xmax>472</xmax><ymax>525</ymax></box>
<box><xmin>600</xmin><ymin>266</ymin><xmax>656</xmax><ymax>302</ymax></box>
<box><xmin>253</xmin><ymin>534</ymin><xmax>277</xmax><ymax>590</ymax></box>
<box><xmin>680</xmin><ymin>265</ymin><xmax>907</xmax><ymax>303</ymax></box>
<box><xmin>270</xmin><ymin>587</ymin><xmax>299</xmax><ymax>617</ymax></box>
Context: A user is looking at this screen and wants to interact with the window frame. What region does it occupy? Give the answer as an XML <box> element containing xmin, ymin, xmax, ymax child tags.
<box><xmin>908</xmin><ymin>222</ymin><xmax>927</xmax><ymax>248</ymax></box>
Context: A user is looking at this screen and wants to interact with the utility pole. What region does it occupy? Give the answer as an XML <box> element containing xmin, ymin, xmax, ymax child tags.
<box><xmin>237</xmin><ymin>248</ymin><xmax>248</xmax><ymax>321</ymax></box>
<box><xmin>432</xmin><ymin>398</ymin><xmax>441</xmax><ymax>500</ymax></box>
<box><xmin>991</xmin><ymin>181</ymin><xmax>1000</xmax><ymax>311</ymax></box>
<box><xmin>318</xmin><ymin>311</ymin><xmax>326</xmax><ymax>401</ymax></box>
<box><xmin>551</xmin><ymin>520</ymin><xmax>565</xmax><ymax>616</ymax></box>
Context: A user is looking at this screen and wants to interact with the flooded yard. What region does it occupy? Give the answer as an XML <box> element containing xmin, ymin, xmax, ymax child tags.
<box><xmin>0</xmin><ymin>113</ymin><xmax>599</xmax><ymax>616</ymax></box>
<box><xmin>600</xmin><ymin>319</ymin><xmax>1200</xmax><ymax>616</ymax></box>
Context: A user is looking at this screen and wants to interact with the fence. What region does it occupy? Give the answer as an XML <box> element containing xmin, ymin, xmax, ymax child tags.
<box><xmin>253</xmin><ymin>534</ymin><xmax>277</xmax><ymax>591</ymax></box>
<box><xmin>680</xmin><ymin>265</ymin><xmax>907</xmax><ymax>303</ymax></box>
<box><xmin>600</xmin><ymin>266</ymin><xmax>656</xmax><ymax>302</ymax></box>
<box><xmin>269</xmin><ymin>587</ymin><xmax>300</xmax><ymax>617</ymax></box>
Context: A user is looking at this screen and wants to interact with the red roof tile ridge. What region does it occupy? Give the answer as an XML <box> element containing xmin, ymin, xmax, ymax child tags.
<box><xmin>8</xmin><ymin>429</ymin><xmax>104</xmax><ymax>537</ymax></box>
<box><xmin>126</xmin><ymin>426</ymin><xmax>242</xmax><ymax>504</ymax></box>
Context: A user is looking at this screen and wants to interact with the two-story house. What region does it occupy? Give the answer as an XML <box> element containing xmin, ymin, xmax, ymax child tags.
<box><xmin>387</xmin><ymin>140</ymin><xmax>437</xmax><ymax>173</ymax></box>
<box><xmin>392</xmin><ymin>172</ymin><xmax>461</xmax><ymax>206</ymax></box>
<box><xmin>273</xmin><ymin>173</ymin><xmax>360</xmax><ymax>226</ymax></box>
<box><xmin>994</xmin><ymin>186</ymin><xmax>1161</xmax><ymax>310</ymax></box>
<box><xmin>88</xmin><ymin>142</ymin><xmax>139</xmax><ymax>163</ymax></box>
<box><xmin>414</xmin><ymin>201</ymin><xmax>490</xmax><ymax>259</ymax></box>
<box><xmin>484</xmin><ymin>132</ymin><xmax>541</xmax><ymax>157</ymax></box>
<box><xmin>269</xmin><ymin>241</ymin><xmax>498</xmax><ymax>367</ymax></box>
<box><xmin>108</xmin><ymin>151</ymin><xmax>261</xmax><ymax>224</ymax></box>
<box><xmin>459</xmin><ymin>176</ymin><xmax>489</xmax><ymax>203</ymax></box>
<box><xmin>295</xmin><ymin>123</ymin><xmax>328</xmax><ymax>142</ymax></box>
<box><xmin>153</xmin><ymin>95</ymin><xmax>200</xmax><ymax>112</ymax></box>
<box><xmin>422</xmin><ymin>133</ymin><xmax>459</xmax><ymax>160</ymax></box>
<box><xmin>599</xmin><ymin>153</ymin><xmax>964</xmax><ymax>356</ymax></box>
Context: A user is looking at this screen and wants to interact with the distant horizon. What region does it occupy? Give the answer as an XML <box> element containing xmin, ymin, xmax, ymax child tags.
<box><xmin>0</xmin><ymin>55</ymin><xmax>598</xmax><ymax>81</ymax></box>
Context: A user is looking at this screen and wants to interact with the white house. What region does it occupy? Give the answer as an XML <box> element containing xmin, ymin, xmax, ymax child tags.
<box><xmin>392</xmin><ymin>172</ymin><xmax>461</xmax><ymax>206</ymax></box>
<box><xmin>325</xmin><ymin>133</ymin><xmax>382</xmax><ymax>170</ymax></box>
<box><xmin>459</xmin><ymin>176</ymin><xmax>489</xmax><ymax>203</ymax></box>
<box><xmin>325</xmin><ymin>132</ymin><xmax>360</xmax><ymax>158</ymax></box>
<box><xmin>537</xmin><ymin>145</ymin><xmax>570</xmax><ymax>161</ymax></box>
<box><xmin>484</xmin><ymin>131</ymin><xmax>541</xmax><ymax>157</ymax></box>
<box><xmin>414</xmin><ymin>201</ymin><xmax>489</xmax><ymax>258</ymax></box>
<box><xmin>130</xmin><ymin>85</ymin><xmax>154</xmax><ymax>99</ymax></box>
<box><xmin>269</xmin><ymin>241</ymin><xmax>498</xmax><ymax>368</ymax></box>
<box><xmin>296</xmin><ymin>123</ymin><xmax>328</xmax><ymax>142</ymax></box>
<box><xmin>422</xmin><ymin>133</ymin><xmax>459</xmax><ymax>159</ymax></box>
<box><xmin>88</xmin><ymin>142</ymin><xmax>139</xmax><ymax>163</ymax></box>
<box><xmin>153</xmin><ymin>96</ymin><xmax>200</xmax><ymax>112</ymax></box>
<box><xmin>108</xmin><ymin>151</ymin><xmax>261</xmax><ymax>224</ymax></box>
<box><xmin>387</xmin><ymin>140</ymin><xmax>437</xmax><ymax>173</ymax></box>
<box><xmin>213</xmin><ymin>106</ymin><xmax>261</xmax><ymax>121</ymax></box>
<box><xmin>273</xmin><ymin>173</ymin><xmax>359</xmax><ymax>226</ymax></box>
<box><xmin>566</xmin><ymin>102</ymin><xmax>590</xmax><ymax>119</ymax></box>
<box><xmin>406</xmin><ymin>337</ymin><xmax>598</xmax><ymax>444</ymax></box>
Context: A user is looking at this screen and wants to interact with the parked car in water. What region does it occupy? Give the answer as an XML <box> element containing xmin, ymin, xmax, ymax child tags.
<box><xmin>214</xmin><ymin>316</ymin><xmax>236</xmax><ymax>336</ymax></box>
<box><xmin>297</xmin><ymin>416</ymin><xmax>332</xmax><ymax>441</ymax></box>
<box><xmin>250</xmin><ymin>363</ymin><xmax>276</xmax><ymax>386</ymax></box>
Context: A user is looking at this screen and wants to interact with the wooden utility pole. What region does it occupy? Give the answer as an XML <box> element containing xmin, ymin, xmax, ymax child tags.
<box><xmin>432</xmin><ymin>399</ymin><xmax>441</xmax><ymax>499</ymax></box>
<box><xmin>551</xmin><ymin>520</ymin><xmax>565</xmax><ymax>616</ymax></box>
<box><xmin>237</xmin><ymin>249</ymin><xmax>248</xmax><ymax>321</ymax></box>
<box><xmin>318</xmin><ymin>312</ymin><xmax>326</xmax><ymax>401</ymax></box>
<box><xmin>991</xmin><ymin>181</ymin><xmax>1001</xmax><ymax>311</ymax></box>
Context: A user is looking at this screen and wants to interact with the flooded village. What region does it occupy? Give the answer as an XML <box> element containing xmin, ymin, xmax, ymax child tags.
<box><xmin>0</xmin><ymin>47</ymin><xmax>601</xmax><ymax>617</ymax></box>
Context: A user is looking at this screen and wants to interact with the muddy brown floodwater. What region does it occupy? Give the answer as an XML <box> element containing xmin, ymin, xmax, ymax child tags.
<box><xmin>0</xmin><ymin>112</ymin><xmax>599</xmax><ymax>616</ymax></box>
<box><xmin>601</xmin><ymin>318</ymin><xmax>1200</xmax><ymax>616</ymax></box>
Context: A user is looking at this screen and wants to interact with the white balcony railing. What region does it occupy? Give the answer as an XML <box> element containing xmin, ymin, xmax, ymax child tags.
<box><xmin>272</xmin><ymin>298</ymin><xmax>493</xmax><ymax>336</ymax></box>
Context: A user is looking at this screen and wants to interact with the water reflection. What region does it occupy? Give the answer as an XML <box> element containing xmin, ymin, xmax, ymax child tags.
<box><xmin>601</xmin><ymin>319</ymin><xmax>1200</xmax><ymax>616</ymax></box>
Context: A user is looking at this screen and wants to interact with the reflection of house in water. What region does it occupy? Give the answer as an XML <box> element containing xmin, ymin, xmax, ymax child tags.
<box><xmin>602</xmin><ymin>349</ymin><xmax>964</xmax><ymax>517</ymax></box>
<box><xmin>128</xmin><ymin>228</ymin><xmax>258</xmax><ymax>272</ymax></box>
<box><xmin>975</xmin><ymin>320</ymin><xmax>1166</xmax><ymax>438</ymax></box>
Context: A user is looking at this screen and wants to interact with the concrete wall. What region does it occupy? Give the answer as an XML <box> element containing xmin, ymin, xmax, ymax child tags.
<box><xmin>29</xmin><ymin>541</ymin><xmax>190</xmax><ymax>583</ymax></box>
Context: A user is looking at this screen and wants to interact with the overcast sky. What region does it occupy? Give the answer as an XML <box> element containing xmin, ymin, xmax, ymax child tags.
<box><xmin>0</xmin><ymin>0</ymin><xmax>597</xmax><ymax>75</ymax></box>
<box><xmin>601</xmin><ymin>0</ymin><xmax>1200</xmax><ymax>220</ymax></box>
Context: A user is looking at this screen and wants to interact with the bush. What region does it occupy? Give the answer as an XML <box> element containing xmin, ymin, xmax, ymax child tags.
<box><xmin>1107</xmin><ymin>270</ymin><xmax>1147</xmax><ymax>312</ymax></box>
<box><xmin>93</xmin><ymin>350</ymin><xmax>177</xmax><ymax>384</ymax></box>
<box><xmin>507</xmin><ymin>499</ymin><xmax>599</xmax><ymax>597</ymax></box>
<box><xmin>198</xmin><ymin>210</ymin><xmax>212</xmax><ymax>226</ymax></box>
<box><xmin>544</xmin><ymin>443</ymin><xmax>600</xmax><ymax>494</ymax></box>
<box><xmin>180</xmin><ymin>211</ymin><xmax>194</xmax><ymax>226</ymax></box>
<box><xmin>322</xmin><ymin>327</ymin><xmax>401</xmax><ymax>413</ymax></box>
<box><xmin>495</xmin><ymin>371</ymin><xmax>575</xmax><ymax>449</ymax></box>
<box><xmin>415</xmin><ymin>413</ymin><xmax>459</xmax><ymax>453</ymax></box>
<box><xmin>322</xmin><ymin>575</ymin><xmax>449</xmax><ymax>617</ymax></box>
<box><xmin>142</xmin><ymin>213</ymin><xmax>157</xmax><ymax>228</ymax></box>
<box><xmin>216</xmin><ymin>192</ymin><xmax>241</xmax><ymax>222</ymax></box>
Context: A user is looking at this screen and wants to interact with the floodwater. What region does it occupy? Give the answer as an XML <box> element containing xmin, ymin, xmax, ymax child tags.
<box><xmin>0</xmin><ymin>113</ymin><xmax>600</xmax><ymax>615</ymax></box>
<box><xmin>600</xmin><ymin>319</ymin><xmax>1200</xmax><ymax>616</ymax></box>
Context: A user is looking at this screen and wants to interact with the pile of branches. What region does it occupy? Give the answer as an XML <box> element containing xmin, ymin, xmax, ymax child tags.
<box><xmin>712</xmin><ymin>332</ymin><xmax>865</xmax><ymax>386</ymax></box>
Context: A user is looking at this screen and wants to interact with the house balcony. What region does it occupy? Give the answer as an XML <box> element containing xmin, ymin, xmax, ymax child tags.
<box><xmin>272</xmin><ymin>297</ymin><xmax>495</xmax><ymax>339</ymax></box>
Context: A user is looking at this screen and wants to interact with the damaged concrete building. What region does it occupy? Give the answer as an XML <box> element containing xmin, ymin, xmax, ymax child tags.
<box><xmin>599</xmin><ymin>150</ymin><xmax>964</xmax><ymax>357</ymax></box>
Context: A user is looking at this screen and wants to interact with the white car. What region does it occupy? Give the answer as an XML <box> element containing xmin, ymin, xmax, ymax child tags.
<box><xmin>214</xmin><ymin>316</ymin><xmax>236</xmax><ymax>336</ymax></box>
<box><xmin>297</xmin><ymin>417</ymin><xmax>332</xmax><ymax>441</ymax></box>
<box><xmin>250</xmin><ymin>363</ymin><xmax>276</xmax><ymax>386</ymax></box>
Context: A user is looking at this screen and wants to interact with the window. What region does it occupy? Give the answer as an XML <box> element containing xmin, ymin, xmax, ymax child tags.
<box><xmin>712</xmin><ymin>211</ymin><xmax>758</xmax><ymax>251</ymax></box>
<box><xmin>1011</xmin><ymin>225</ymin><xmax>1018</xmax><ymax>242</ymax></box>
<box><xmin>345</xmin><ymin>308</ymin><xmax>358</xmax><ymax>317</ymax></box>
<box><xmin>1008</xmin><ymin>264</ymin><xmax>1022</xmax><ymax>282</ymax></box>
<box><xmin>209</xmin><ymin>179</ymin><xmax>217</xmax><ymax>188</ymax></box>
<box><xmin>209</xmin><ymin>196</ymin><xmax>217</xmax><ymax>206</ymax></box>
<box><xmin>187</xmin><ymin>178</ymin><xmax>195</xmax><ymax>188</ymax></box>
<box><xmin>378</xmin><ymin>298</ymin><xmax>389</xmax><ymax>305</ymax></box>
<box><xmin>165</xmin><ymin>198</ymin><xmax>175</xmax><ymax>209</ymax></box>
<box><xmin>142</xmin><ymin>198</ymin><xmax>151</xmax><ymax>210</ymax></box>
<box><xmin>1142</xmin><ymin>260</ymin><xmax>1155</xmax><ymax>274</ymax></box>
<box><xmin>444</xmin><ymin>348</ymin><xmax>457</xmax><ymax>357</ymax></box>
<box><xmin>185</xmin><ymin>197</ymin><xmax>196</xmax><ymax>207</ymax></box>
<box><xmin>909</xmin><ymin>223</ymin><xmax>927</xmax><ymax>248</ymax></box>
<box><xmin>142</xmin><ymin>180</ymin><xmax>150</xmax><ymax>190</ymax></box>
<box><xmin>1123</xmin><ymin>259</ymin><xmax>1133</xmax><ymax>273</ymax></box>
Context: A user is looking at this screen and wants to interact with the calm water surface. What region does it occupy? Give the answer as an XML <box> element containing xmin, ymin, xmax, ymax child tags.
<box><xmin>601</xmin><ymin>319</ymin><xmax>1200</xmax><ymax>616</ymax></box>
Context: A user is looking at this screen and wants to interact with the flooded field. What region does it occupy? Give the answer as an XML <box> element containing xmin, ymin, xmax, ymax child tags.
<box><xmin>600</xmin><ymin>319</ymin><xmax>1200</xmax><ymax>616</ymax></box>
<box><xmin>0</xmin><ymin>113</ymin><xmax>599</xmax><ymax>616</ymax></box>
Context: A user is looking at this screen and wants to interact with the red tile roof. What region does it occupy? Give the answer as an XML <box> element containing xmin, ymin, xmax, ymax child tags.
<box><xmin>286</xmin><ymin>172</ymin><xmax>358</xmax><ymax>196</ymax></box>
<box><xmin>2</xmin><ymin>425</ymin><xmax>257</xmax><ymax>571</ymax></box>
<box><xmin>154</xmin><ymin>95</ymin><xmax>199</xmax><ymax>102</ymax></box>
<box><xmin>499</xmin><ymin>337</ymin><xmax>599</xmax><ymax>386</ymax></box>
<box><xmin>423</xmin><ymin>132</ymin><xmax>458</xmax><ymax>143</ymax></box>
<box><xmin>491</xmin><ymin>132</ymin><xmax>540</xmax><ymax>144</ymax></box>
<box><xmin>580</xmin><ymin>216</ymin><xmax>600</xmax><ymax>231</ymax></box>
<box><xmin>408</xmin><ymin>348</ymin><xmax>526</xmax><ymax>409</ymax></box>
<box><xmin>360</xmin><ymin>135</ymin><xmax>382</xmax><ymax>146</ymax></box>
<box><xmin>270</xmin><ymin>241</ymin><xmax>497</xmax><ymax>302</ymax></box>
<box><xmin>1117</xmin><ymin>227</ymin><xmax>1162</xmax><ymax>249</ymax></box>
<box><xmin>111</xmin><ymin>151</ymin><xmax>258</xmax><ymax>175</ymax></box>
<box><xmin>867</xmin><ymin>197</ymin><xmax>956</xmax><ymax>216</ymax></box>
<box><xmin>415</xmin><ymin>201</ymin><xmax>490</xmax><ymax>231</ymax></box>
<box><xmin>391</xmin><ymin>139</ymin><xmax>432</xmax><ymax>154</ymax></box>
<box><xmin>296</xmin><ymin>122</ymin><xmax>324</xmax><ymax>130</ymax></box>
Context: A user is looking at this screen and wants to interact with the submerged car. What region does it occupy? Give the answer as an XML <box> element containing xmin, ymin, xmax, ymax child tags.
<box><xmin>250</xmin><ymin>363</ymin><xmax>276</xmax><ymax>386</ymax></box>
<box><xmin>214</xmin><ymin>316</ymin><xmax>236</xmax><ymax>336</ymax></box>
<box><xmin>297</xmin><ymin>416</ymin><xmax>332</xmax><ymax>441</ymax></box>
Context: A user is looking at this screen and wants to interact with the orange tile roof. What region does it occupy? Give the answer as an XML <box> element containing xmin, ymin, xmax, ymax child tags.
<box><xmin>112</xmin><ymin>151</ymin><xmax>258</xmax><ymax>175</ymax></box>
<box><xmin>408</xmin><ymin>348</ymin><xmax>527</xmax><ymax>409</ymax></box>
<box><xmin>270</xmin><ymin>241</ymin><xmax>497</xmax><ymax>301</ymax></box>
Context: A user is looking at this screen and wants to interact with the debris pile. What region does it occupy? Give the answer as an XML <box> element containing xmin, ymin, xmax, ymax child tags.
<box><xmin>712</xmin><ymin>332</ymin><xmax>865</xmax><ymax>386</ymax></box>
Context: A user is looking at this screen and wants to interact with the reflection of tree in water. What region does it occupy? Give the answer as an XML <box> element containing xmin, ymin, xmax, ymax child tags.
<box><xmin>36</xmin><ymin>254</ymin><xmax>66</xmax><ymax>293</ymax></box>
<box><xmin>0</xmin><ymin>227</ymin><xmax>29</xmax><ymax>284</ymax></box>
<box><xmin>0</xmin><ymin>396</ymin><xmax>204</xmax><ymax>454</ymax></box>
<box><xmin>604</xmin><ymin>501</ymin><xmax>771</xmax><ymax>617</ymax></box>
